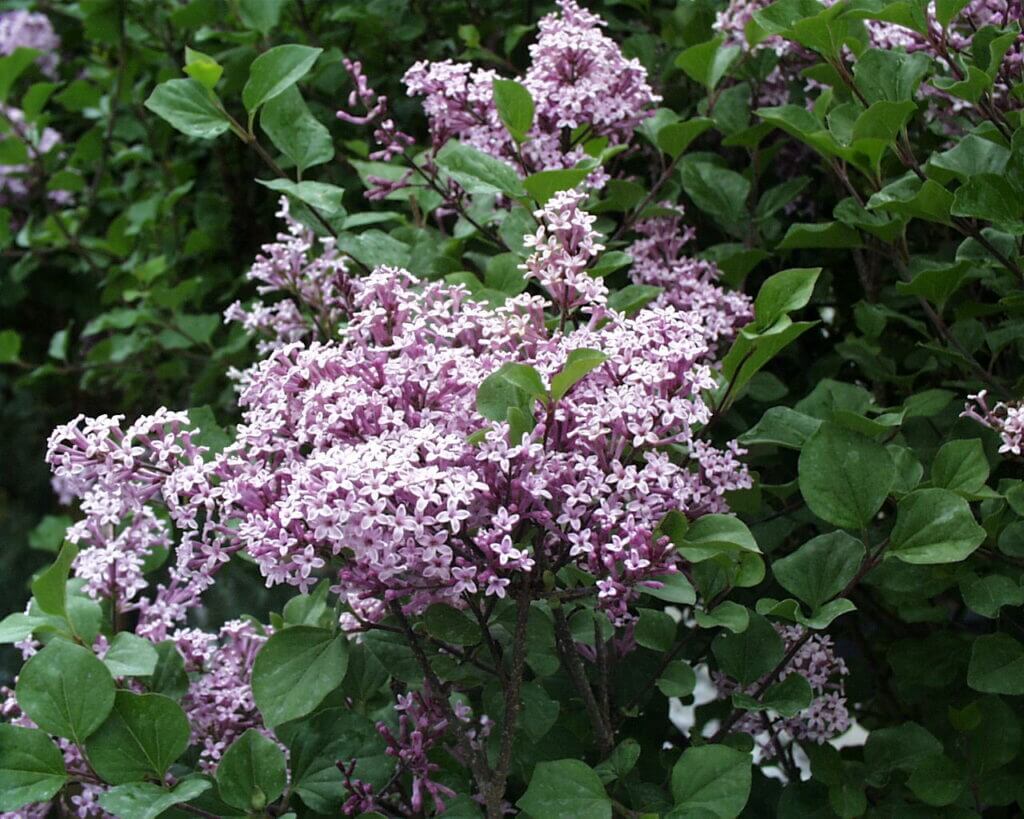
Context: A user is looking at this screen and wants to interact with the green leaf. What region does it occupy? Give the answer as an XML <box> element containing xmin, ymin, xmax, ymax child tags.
<box><xmin>733</xmin><ymin>673</ymin><xmax>813</xmax><ymax>717</ymax></box>
<box><xmin>895</xmin><ymin>258</ymin><xmax>974</xmax><ymax>310</ymax></box>
<box><xmin>657</xmin><ymin>661</ymin><xmax>697</xmax><ymax>698</ymax></box>
<box><xmin>757</xmin><ymin>176</ymin><xmax>811</xmax><ymax>220</ymax></box>
<box><xmin>635</xmin><ymin>608</ymin><xmax>677</xmax><ymax>651</ymax></box>
<box><xmin>889</xmin><ymin>488</ymin><xmax>985</xmax><ymax>564</ymax></box>
<box><xmin>251</xmin><ymin>626</ymin><xmax>349</xmax><ymax>727</ymax></box>
<box><xmin>99</xmin><ymin>777</ymin><xmax>212</xmax><ymax>819</ymax></box>
<box><xmin>523</xmin><ymin>167</ymin><xmax>590</xmax><ymax>204</ymax></box>
<box><xmin>103</xmin><ymin>632</ymin><xmax>159</xmax><ymax>677</ymax></box>
<box><xmin>678</xmin><ymin>514</ymin><xmax>759</xmax><ymax>562</ymax></box>
<box><xmin>798</xmin><ymin>422</ymin><xmax>895</xmax><ymax>529</ymax></box>
<box><xmin>85</xmin><ymin>691</ymin><xmax>190</xmax><ymax>783</ymax></box>
<box><xmin>217</xmin><ymin>729</ymin><xmax>288</xmax><ymax>811</ymax></box>
<box><xmin>0</xmin><ymin>613</ymin><xmax>49</xmax><ymax>644</ymax></box>
<box><xmin>16</xmin><ymin>640</ymin><xmax>115</xmax><ymax>743</ymax></box>
<box><xmin>679</xmin><ymin>158</ymin><xmax>750</xmax><ymax>228</ymax></box>
<box><xmin>722</xmin><ymin>318</ymin><xmax>817</xmax><ymax>398</ymax></box>
<box><xmin>183</xmin><ymin>47</ymin><xmax>223</xmax><ymax>90</ymax></box>
<box><xmin>776</xmin><ymin>221</ymin><xmax>862</xmax><ymax>249</ymax></box>
<box><xmin>968</xmin><ymin>634</ymin><xmax>1024</xmax><ymax>695</ymax></box>
<box><xmin>31</xmin><ymin>540</ymin><xmax>78</xmax><ymax>619</ymax></box>
<box><xmin>492</xmin><ymin>79</ymin><xmax>534</xmax><ymax>142</ymax></box>
<box><xmin>517</xmin><ymin>759</ymin><xmax>611</xmax><ymax>819</ymax></box>
<box><xmin>670</xmin><ymin>745</ymin><xmax>752</xmax><ymax>818</ymax></box>
<box><xmin>739</xmin><ymin>407</ymin><xmax>821</xmax><ymax>450</ymax></box>
<box><xmin>256</xmin><ymin>178</ymin><xmax>346</xmax><ymax>216</ymax></box>
<box><xmin>150</xmin><ymin>641</ymin><xmax>189</xmax><ymax>700</ymax></box>
<box><xmin>424</xmin><ymin>604</ymin><xmax>480</xmax><ymax>646</ymax></box>
<box><xmin>551</xmin><ymin>348</ymin><xmax>607</xmax><ymax>400</ymax></box>
<box><xmin>642</xmin><ymin>573</ymin><xmax>697</xmax><ymax>605</ymax></box>
<box><xmin>712</xmin><ymin>612</ymin><xmax>784</xmax><ymax>686</ymax></box>
<box><xmin>436</xmin><ymin>140</ymin><xmax>526</xmax><ymax>197</ymax></box>
<box><xmin>772</xmin><ymin>532</ymin><xmax>865</xmax><ymax>609</ymax></box>
<box><xmin>0</xmin><ymin>49</ymin><xmax>40</xmax><ymax>103</ymax></box>
<box><xmin>929</xmin><ymin>134</ymin><xmax>1009</xmax><ymax>182</ymax></box>
<box><xmin>695</xmin><ymin>601</ymin><xmax>750</xmax><ymax>633</ymax></box>
<box><xmin>931</xmin><ymin>438</ymin><xmax>989</xmax><ymax>493</ymax></box>
<box><xmin>675</xmin><ymin>36</ymin><xmax>740</xmax><ymax>91</ymax></box>
<box><xmin>0</xmin><ymin>725</ymin><xmax>67</xmax><ymax>811</ymax></box>
<box><xmin>754</xmin><ymin>267</ymin><xmax>821</xmax><ymax>330</ymax></box>
<box><xmin>260</xmin><ymin>86</ymin><xmax>334</xmax><ymax>174</ymax></box>
<box><xmin>656</xmin><ymin>118</ymin><xmax>715</xmax><ymax>159</ymax></box>
<box><xmin>476</xmin><ymin>362</ymin><xmax>547</xmax><ymax>422</ymax></box>
<box><xmin>867</xmin><ymin>172</ymin><xmax>953</xmax><ymax>224</ymax></box>
<box><xmin>144</xmin><ymin>79</ymin><xmax>232</xmax><ymax>139</ymax></box>
<box><xmin>595</xmin><ymin>739</ymin><xmax>641</xmax><ymax>785</ymax></box>
<box><xmin>238</xmin><ymin>0</ymin><xmax>287</xmax><ymax>33</ymax></box>
<box><xmin>852</xmin><ymin>49</ymin><xmax>931</xmax><ymax>103</ymax></box>
<box><xmin>242</xmin><ymin>45</ymin><xmax>323</xmax><ymax>113</ymax></box>
<box><xmin>951</xmin><ymin>173</ymin><xmax>1024</xmax><ymax>223</ymax></box>
<box><xmin>961</xmin><ymin>574</ymin><xmax>1024</xmax><ymax>618</ymax></box>
<box><xmin>864</xmin><ymin>721</ymin><xmax>943</xmax><ymax>779</ymax></box>
<box><xmin>0</xmin><ymin>329</ymin><xmax>21</xmax><ymax>363</ymax></box>
<box><xmin>907</xmin><ymin>754</ymin><xmax>966</xmax><ymax>807</ymax></box>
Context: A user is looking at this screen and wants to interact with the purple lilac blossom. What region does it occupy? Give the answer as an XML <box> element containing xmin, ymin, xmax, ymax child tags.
<box><xmin>172</xmin><ymin>619</ymin><xmax>269</xmax><ymax>771</ymax></box>
<box><xmin>395</xmin><ymin>0</ymin><xmax>659</xmax><ymax>193</ymax></box>
<box><xmin>224</xmin><ymin>196</ymin><xmax>356</xmax><ymax>354</ymax></box>
<box><xmin>962</xmin><ymin>390</ymin><xmax>1024</xmax><ymax>456</ymax></box>
<box><xmin>45</xmin><ymin>193</ymin><xmax>750</xmax><ymax>636</ymax></box>
<box><xmin>0</xmin><ymin>10</ymin><xmax>60</xmax><ymax>77</ymax></box>
<box><xmin>161</xmin><ymin>192</ymin><xmax>749</xmax><ymax>628</ymax></box>
<box><xmin>627</xmin><ymin>205</ymin><xmax>753</xmax><ymax>354</ymax></box>
<box><xmin>714</xmin><ymin>624</ymin><xmax>851</xmax><ymax>756</ymax></box>
<box><xmin>0</xmin><ymin>105</ymin><xmax>67</xmax><ymax>209</ymax></box>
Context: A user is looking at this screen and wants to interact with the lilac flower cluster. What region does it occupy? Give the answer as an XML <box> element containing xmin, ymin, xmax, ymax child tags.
<box><xmin>962</xmin><ymin>390</ymin><xmax>1024</xmax><ymax>457</ymax></box>
<box><xmin>225</xmin><ymin>197</ymin><xmax>355</xmax><ymax>353</ymax></box>
<box><xmin>44</xmin><ymin>193</ymin><xmax>749</xmax><ymax>641</ymax></box>
<box><xmin>391</xmin><ymin>0</ymin><xmax>659</xmax><ymax>192</ymax></box>
<box><xmin>627</xmin><ymin>205</ymin><xmax>752</xmax><ymax>353</ymax></box>
<box><xmin>0</xmin><ymin>12</ymin><xmax>68</xmax><ymax>210</ymax></box>
<box><xmin>714</xmin><ymin>624</ymin><xmax>851</xmax><ymax>755</ymax></box>
<box><xmin>343</xmin><ymin>690</ymin><xmax>489</xmax><ymax>815</ymax></box>
<box><xmin>179</xmin><ymin>196</ymin><xmax>747</xmax><ymax>626</ymax></box>
<box><xmin>0</xmin><ymin>10</ymin><xmax>60</xmax><ymax>77</ymax></box>
<box><xmin>171</xmin><ymin>619</ymin><xmax>269</xmax><ymax>770</ymax></box>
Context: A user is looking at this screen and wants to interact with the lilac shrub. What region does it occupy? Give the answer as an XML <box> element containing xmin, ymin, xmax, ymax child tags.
<box><xmin>16</xmin><ymin>0</ymin><xmax>1024</xmax><ymax>815</ymax></box>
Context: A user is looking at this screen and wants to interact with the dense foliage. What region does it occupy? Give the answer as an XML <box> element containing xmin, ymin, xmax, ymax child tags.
<box><xmin>2</xmin><ymin>0</ymin><xmax>1024</xmax><ymax>816</ymax></box>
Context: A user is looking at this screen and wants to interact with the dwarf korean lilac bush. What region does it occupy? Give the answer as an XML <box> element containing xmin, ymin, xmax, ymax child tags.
<box><xmin>5</xmin><ymin>0</ymin><xmax>1024</xmax><ymax>817</ymax></box>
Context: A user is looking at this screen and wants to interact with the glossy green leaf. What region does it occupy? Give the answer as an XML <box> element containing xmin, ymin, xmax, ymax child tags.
<box><xmin>0</xmin><ymin>725</ymin><xmax>67</xmax><ymax>811</ymax></box>
<box><xmin>242</xmin><ymin>45</ymin><xmax>323</xmax><ymax>113</ymax></box>
<box><xmin>260</xmin><ymin>86</ymin><xmax>334</xmax><ymax>174</ymax></box>
<box><xmin>670</xmin><ymin>745</ymin><xmax>752</xmax><ymax>818</ymax></box>
<box><xmin>217</xmin><ymin>728</ymin><xmax>288</xmax><ymax>811</ymax></box>
<box><xmin>889</xmin><ymin>488</ymin><xmax>985</xmax><ymax>564</ymax></box>
<box><xmin>16</xmin><ymin>639</ymin><xmax>115</xmax><ymax>743</ymax></box>
<box><xmin>251</xmin><ymin>626</ymin><xmax>349</xmax><ymax>727</ymax></box>
<box><xmin>492</xmin><ymin>79</ymin><xmax>534</xmax><ymax>142</ymax></box>
<box><xmin>772</xmin><ymin>531</ymin><xmax>865</xmax><ymax>609</ymax></box>
<box><xmin>517</xmin><ymin>759</ymin><xmax>611</xmax><ymax>819</ymax></box>
<box><xmin>798</xmin><ymin>422</ymin><xmax>895</xmax><ymax>529</ymax></box>
<box><xmin>98</xmin><ymin>778</ymin><xmax>211</xmax><ymax>819</ymax></box>
<box><xmin>86</xmin><ymin>691</ymin><xmax>190</xmax><ymax>783</ymax></box>
<box><xmin>144</xmin><ymin>79</ymin><xmax>231</xmax><ymax>139</ymax></box>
